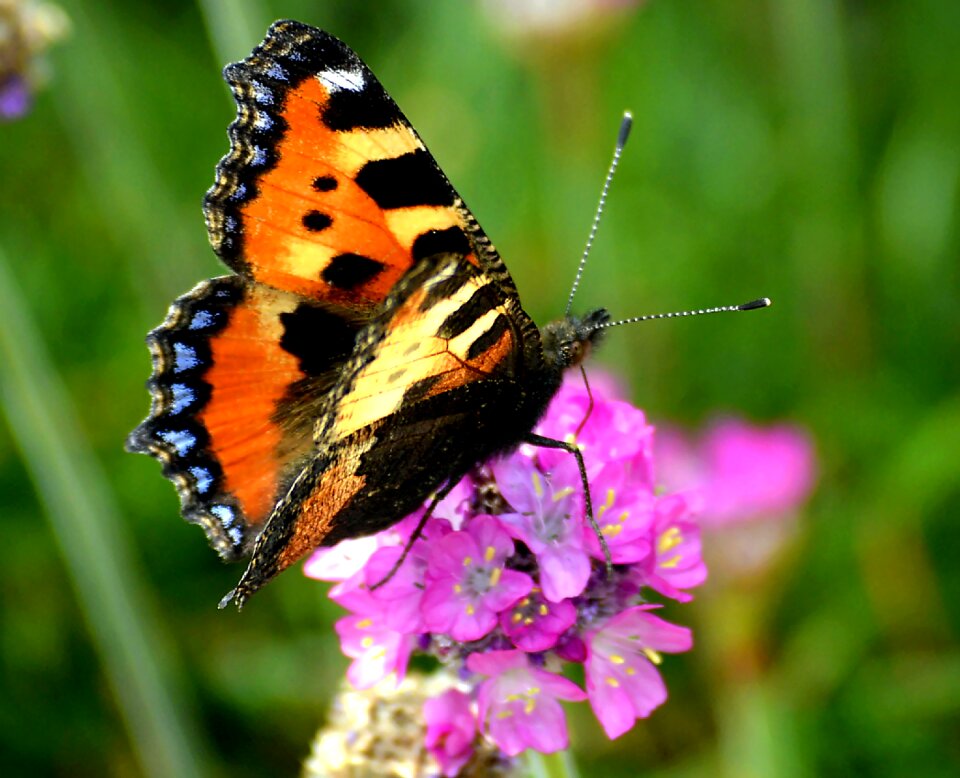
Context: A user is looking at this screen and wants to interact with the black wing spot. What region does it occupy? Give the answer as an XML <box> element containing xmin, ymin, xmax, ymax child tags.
<box><xmin>279</xmin><ymin>303</ymin><xmax>360</xmax><ymax>375</ymax></box>
<box><xmin>302</xmin><ymin>210</ymin><xmax>333</xmax><ymax>232</ymax></box>
<box><xmin>322</xmin><ymin>80</ymin><xmax>396</xmax><ymax>131</ymax></box>
<box><xmin>321</xmin><ymin>253</ymin><xmax>385</xmax><ymax>290</ymax></box>
<box><xmin>412</xmin><ymin>226</ymin><xmax>472</xmax><ymax>261</ymax></box>
<box><xmin>355</xmin><ymin>150</ymin><xmax>454</xmax><ymax>209</ymax></box>
<box><xmin>312</xmin><ymin>175</ymin><xmax>338</xmax><ymax>192</ymax></box>
<box><xmin>387</xmin><ymin>368</ymin><xmax>406</xmax><ymax>384</ymax></box>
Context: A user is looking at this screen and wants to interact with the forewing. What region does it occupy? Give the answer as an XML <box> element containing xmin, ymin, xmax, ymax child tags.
<box><xmin>204</xmin><ymin>20</ymin><xmax>507</xmax><ymax>307</ymax></box>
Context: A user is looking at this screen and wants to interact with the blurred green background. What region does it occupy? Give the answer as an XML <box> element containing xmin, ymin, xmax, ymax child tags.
<box><xmin>2</xmin><ymin>0</ymin><xmax>958</xmax><ymax>775</ymax></box>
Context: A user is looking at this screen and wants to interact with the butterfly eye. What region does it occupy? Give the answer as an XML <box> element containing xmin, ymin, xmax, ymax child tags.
<box><xmin>564</xmin><ymin>341</ymin><xmax>586</xmax><ymax>366</ymax></box>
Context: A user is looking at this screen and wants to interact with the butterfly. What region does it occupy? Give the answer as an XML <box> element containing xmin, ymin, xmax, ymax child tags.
<box><xmin>128</xmin><ymin>21</ymin><xmax>766</xmax><ymax>609</ymax></box>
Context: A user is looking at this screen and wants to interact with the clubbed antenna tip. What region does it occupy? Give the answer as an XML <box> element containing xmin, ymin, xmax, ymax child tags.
<box><xmin>617</xmin><ymin>111</ymin><xmax>633</xmax><ymax>149</ymax></box>
<box><xmin>738</xmin><ymin>297</ymin><xmax>772</xmax><ymax>311</ymax></box>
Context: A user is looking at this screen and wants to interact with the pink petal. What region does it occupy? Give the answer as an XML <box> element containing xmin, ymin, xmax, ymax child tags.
<box><xmin>617</xmin><ymin>656</ymin><xmax>668</xmax><ymax>718</ymax></box>
<box><xmin>482</xmin><ymin>569</ymin><xmax>534</xmax><ymax>612</ymax></box>
<box><xmin>538</xmin><ymin>545</ymin><xmax>590</xmax><ymax>601</ymax></box>
<box><xmin>424</xmin><ymin>689</ymin><xmax>476</xmax><ymax>777</ymax></box>
<box><xmin>492</xmin><ymin>698</ymin><xmax>569</xmax><ymax>756</ymax></box>
<box><xmin>470</xmin><ymin>515</ymin><xmax>516</xmax><ymax>560</ymax></box>
<box><xmin>586</xmin><ymin>669</ymin><xmax>642</xmax><ymax>739</ymax></box>
<box><xmin>427</xmin><ymin>531</ymin><xmax>481</xmax><ymax>578</ymax></box>
<box><xmin>467</xmin><ymin>648</ymin><xmax>527</xmax><ymax>677</ymax></box>
<box><xmin>446</xmin><ymin>603</ymin><xmax>498</xmax><ymax>642</ymax></box>
<box><xmin>303</xmin><ymin>536</ymin><xmax>380</xmax><ymax>581</ymax></box>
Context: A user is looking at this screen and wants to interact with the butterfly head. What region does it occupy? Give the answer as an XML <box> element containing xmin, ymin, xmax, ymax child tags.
<box><xmin>541</xmin><ymin>308</ymin><xmax>611</xmax><ymax>370</ymax></box>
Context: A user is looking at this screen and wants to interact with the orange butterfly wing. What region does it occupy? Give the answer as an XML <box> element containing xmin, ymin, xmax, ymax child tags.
<box><xmin>205</xmin><ymin>20</ymin><xmax>483</xmax><ymax>303</ymax></box>
<box><xmin>129</xmin><ymin>22</ymin><xmax>509</xmax><ymax>558</ymax></box>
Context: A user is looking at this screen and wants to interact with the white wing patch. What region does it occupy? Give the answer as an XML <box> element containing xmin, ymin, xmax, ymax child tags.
<box><xmin>316</xmin><ymin>67</ymin><xmax>366</xmax><ymax>93</ymax></box>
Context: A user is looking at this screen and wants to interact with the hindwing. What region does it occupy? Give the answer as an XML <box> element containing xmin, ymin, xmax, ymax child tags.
<box><xmin>126</xmin><ymin>277</ymin><xmax>371</xmax><ymax>557</ymax></box>
<box><xmin>230</xmin><ymin>255</ymin><xmax>544</xmax><ymax>601</ymax></box>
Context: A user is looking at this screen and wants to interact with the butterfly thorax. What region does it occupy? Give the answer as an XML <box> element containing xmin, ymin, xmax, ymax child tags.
<box><xmin>539</xmin><ymin>308</ymin><xmax>610</xmax><ymax>372</ymax></box>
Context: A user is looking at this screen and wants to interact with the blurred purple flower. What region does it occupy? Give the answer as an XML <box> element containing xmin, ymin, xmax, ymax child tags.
<box><xmin>0</xmin><ymin>76</ymin><xmax>30</xmax><ymax>119</ymax></box>
<box><xmin>658</xmin><ymin>418</ymin><xmax>816</xmax><ymax>526</ymax></box>
<box><xmin>0</xmin><ymin>1</ymin><xmax>69</xmax><ymax>122</ymax></box>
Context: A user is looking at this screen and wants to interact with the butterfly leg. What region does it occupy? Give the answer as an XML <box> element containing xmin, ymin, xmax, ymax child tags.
<box><xmin>369</xmin><ymin>479</ymin><xmax>459</xmax><ymax>590</ymax></box>
<box><xmin>523</xmin><ymin>432</ymin><xmax>614</xmax><ymax>576</ymax></box>
<box><xmin>573</xmin><ymin>366</ymin><xmax>595</xmax><ymax>440</ymax></box>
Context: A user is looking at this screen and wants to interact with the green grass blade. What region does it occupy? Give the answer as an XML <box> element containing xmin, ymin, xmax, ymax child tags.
<box><xmin>51</xmin><ymin>0</ymin><xmax>201</xmax><ymax>305</ymax></box>
<box><xmin>0</xmin><ymin>245</ymin><xmax>210</xmax><ymax>778</ymax></box>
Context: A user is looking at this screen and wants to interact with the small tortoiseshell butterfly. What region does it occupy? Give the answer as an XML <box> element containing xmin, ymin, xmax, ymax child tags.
<box><xmin>128</xmin><ymin>21</ymin><xmax>766</xmax><ymax>608</ymax></box>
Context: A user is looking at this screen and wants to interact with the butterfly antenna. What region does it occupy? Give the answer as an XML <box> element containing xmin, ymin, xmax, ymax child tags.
<box><xmin>565</xmin><ymin>111</ymin><xmax>633</xmax><ymax>317</ymax></box>
<box><xmin>594</xmin><ymin>297</ymin><xmax>772</xmax><ymax>330</ymax></box>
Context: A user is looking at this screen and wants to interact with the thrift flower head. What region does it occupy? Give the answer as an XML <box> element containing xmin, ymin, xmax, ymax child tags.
<box><xmin>658</xmin><ymin>417</ymin><xmax>817</xmax><ymax>579</ymax></box>
<box><xmin>307</xmin><ymin>376</ymin><xmax>704</xmax><ymax>762</ymax></box>
<box><xmin>658</xmin><ymin>417</ymin><xmax>816</xmax><ymax>526</ymax></box>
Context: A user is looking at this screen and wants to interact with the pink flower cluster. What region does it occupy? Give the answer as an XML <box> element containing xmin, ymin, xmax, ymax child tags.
<box><xmin>306</xmin><ymin>378</ymin><xmax>702</xmax><ymax>771</ymax></box>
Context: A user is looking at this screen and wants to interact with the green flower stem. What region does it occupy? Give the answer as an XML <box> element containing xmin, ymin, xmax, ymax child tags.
<box><xmin>0</xmin><ymin>246</ymin><xmax>210</xmax><ymax>778</ymax></box>
<box><xmin>525</xmin><ymin>749</ymin><xmax>582</xmax><ymax>778</ymax></box>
